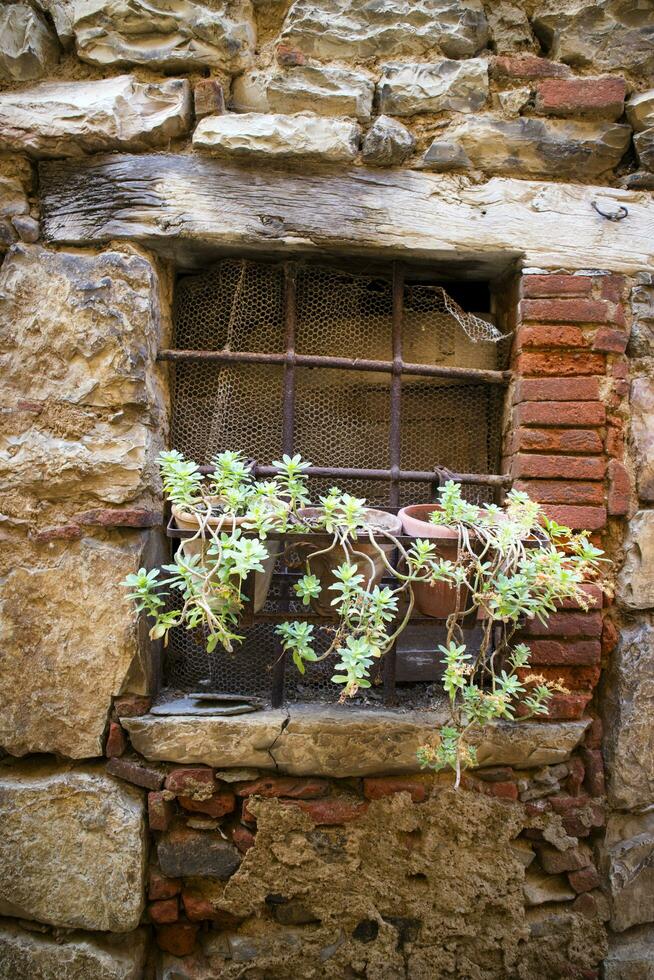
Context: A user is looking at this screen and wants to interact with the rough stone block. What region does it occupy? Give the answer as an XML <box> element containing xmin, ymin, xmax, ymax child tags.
<box><xmin>568</xmin><ymin>865</ymin><xmax>600</xmax><ymax>893</ymax></box>
<box><xmin>0</xmin><ymin>760</ymin><xmax>146</xmax><ymax>931</ymax></box>
<box><xmin>232</xmin><ymin>65</ymin><xmax>374</xmax><ymax>121</ymax></box>
<box><xmin>630</xmin><ymin>377</ymin><xmax>654</xmax><ymax>501</ymax></box>
<box><xmin>533</xmin><ymin>1</ymin><xmax>654</xmax><ymax>77</ymax></box>
<box><xmin>0</xmin><ymin>534</ymin><xmax>162</xmax><ymax>759</ymax></box>
<box><xmin>158</xmin><ymin>828</ymin><xmax>242</xmax><ymax>879</ymax></box>
<box><xmin>124</xmin><ymin>707</ymin><xmax>590</xmax><ymax>774</ymax></box>
<box><xmin>377</xmin><ymin>59</ymin><xmax>488</xmax><ymax>116</ymax></box>
<box><xmin>524</xmin><ymin>869</ymin><xmax>576</xmax><ymax>906</ymax></box>
<box><xmin>603</xmin><ymin>925</ymin><xmax>654</xmax><ymax>979</ymax></box>
<box><xmin>280</xmin><ymin>0</ymin><xmax>489</xmax><ymax>61</ymax></box>
<box><xmin>633</xmin><ymin>129</ymin><xmax>654</xmax><ymax>173</ymax></box>
<box><xmin>444</xmin><ymin>117</ymin><xmax>631</xmax><ymax>179</ymax></box>
<box><xmin>0</xmin><ymin>175</ymin><xmax>31</xmax><ymax>250</ymax></box>
<box><xmin>601</xmin><ymin>811</ymin><xmax>654</xmax><ymax>932</ymax></box>
<box><xmin>0</xmin><ymin>920</ymin><xmax>148</xmax><ymax>980</ymax></box>
<box><xmin>193</xmin><ymin>112</ymin><xmax>359</xmax><ymax>162</ymax></box>
<box><xmin>72</xmin><ymin>0</ymin><xmax>254</xmax><ymax>72</ymax></box>
<box><xmin>0</xmin><ymin>75</ymin><xmax>191</xmax><ymax>158</ymax></box>
<box><xmin>0</xmin><ymin>244</ymin><xmax>167</xmax><ymax>515</ymax></box>
<box><xmin>361</xmin><ymin>115</ymin><xmax>415</xmax><ymax>166</ymax></box>
<box><xmin>0</xmin><ymin>4</ymin><xmax>59</xmax><ymax>81</ymax></box>
<box><xmin>626</xmin><ymin>90</ymin><xmax>654</xmax><ymax>133</ymax></box>
<box><xmin>537</xmin><ymin>843</ymin><xmax>592</xmax><ymax>874</ymax></box>
<box><xmin>422</xmin><ymin>139</ymin><xmax>471</xmax><ymax>172</ymax></box>
<box><xmin>602</xmin><ymin>622</ymin><xmax>654</xmax><ymax>811</ymax></box>
<box><xmin>617</xmin><ymin>512</ymin><xmax>654</xmax><ymax>609</ymax></box>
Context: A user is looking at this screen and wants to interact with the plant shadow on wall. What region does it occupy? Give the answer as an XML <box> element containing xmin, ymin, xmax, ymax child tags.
<box><xmin>124</xmin><ymin>452</ymin><xmax>606</xmax><ymax>786</ymax></box>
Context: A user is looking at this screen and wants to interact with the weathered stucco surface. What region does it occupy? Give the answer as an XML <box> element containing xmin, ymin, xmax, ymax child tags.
<box><xmin>155</xmin><ymin>791</ymin><xmax>606</xmax><ymax>978</ymax></box>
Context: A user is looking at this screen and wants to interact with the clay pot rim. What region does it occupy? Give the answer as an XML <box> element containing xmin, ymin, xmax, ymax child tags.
<box><xmin>296</xmin><ymin>505</ymin><xmax>403</xmax><ymax>536</ymax></box>
<box><xmin>399</xmin><ymin>503</ymin><xmax>461</xmax><ymax>540</ymax></box>
<box><xmin>172</xmin><ymin>500</ymin><xmax>246</xmax><ymax>530</ymax></box>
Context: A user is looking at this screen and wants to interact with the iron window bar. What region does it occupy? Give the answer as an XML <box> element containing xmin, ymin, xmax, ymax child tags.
<box><xmin>162</xmin><ymin>259</ymin><xmax>512</xmax><ymax>707</ymax></box>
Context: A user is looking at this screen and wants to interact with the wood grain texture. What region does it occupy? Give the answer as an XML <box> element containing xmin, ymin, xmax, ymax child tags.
<box><xmin>39</xmin><ymin>153</ymin><xmax>654</xmax><ymax>274</ymax></box>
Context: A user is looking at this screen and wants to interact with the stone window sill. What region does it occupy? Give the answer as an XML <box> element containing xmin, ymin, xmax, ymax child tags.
<box><xmin>123</xmin><ymin>704</ymin><xmax>589</xmax><ymax>778</ymax></box>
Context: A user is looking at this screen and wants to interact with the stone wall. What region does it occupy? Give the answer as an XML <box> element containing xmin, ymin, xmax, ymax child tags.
<box><xmin>0</xmin><ymin>0</ymin><xmax>653</xmax><ymax>977</ymax></box>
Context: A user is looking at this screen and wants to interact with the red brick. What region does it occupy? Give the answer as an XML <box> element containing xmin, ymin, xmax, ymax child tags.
<box><xmin>600</xmin><ymin>275</ymin><xmax>625</xmax><ymax>303</ymax></box>
<box><xmin>537</xmin><ymin>842</ymin><xmax>592</xmax><ymax>873</ymax></box>
<box><xmin>114</xmin><ymin>695</ymin><xmax>152</xmax><ymax>717</ymax></box>
<box><xmin>155</xmin><ymin>923</ymin><xmax>198</xmax><ymax>957</ymax></box>
<box><xmin>580</xmin><ymin>748</ymin><xmax>606</xmax><ymax>797</ymax></box>
<box><xmin>517</xmin><ymin>665</ymin><xmax>600</xmax><ymax>691</ymax></box>
<box><xmin>556</xmin><ymin>584</ymin><xmax>604</xmax><ymax>610</ymax></box>
<box><xmin>605</xmin><ymin>423</ymin><xmax>625</xmax><ymax>459</ymax></box>
<box><xmin>519</xmin><ymin>325</ymin><xmax>588</xmax><ymax>349</ymax></box>
<box><xmin>593</xmin><ymin>328</ymin><xmax>629</xmax><ymax>354</ymax></box>
<box><xmin>363</xmin><ymin>776</ymin><xmax>428</xmax><ymax>802</ymax></box>
<box><xmin>148</xmin><ymin>869</ymin><xmax>181</xmax><ymax>901</ymax></box>
<box><xmin>148</xmin><ymin>792</ymin><xmax>175</xmax><ymax>832</ymax></box>
<box><xmin>568</xmin><ymin>865</ymin><xmax>601</xmax><ymax>893</ymax></box>
<box><xmin>106</xmin><ymin>756</ymin><xmax>164</xmax><ymax>791</ymax></box>
<box><xmin>607</xmin><ymin>459</ymin><xmax>631</xmax><ymax>516</ymax></box>
<box><xmin>573</xmin><ymin>892</ymin><xmax>602</xmax><ymax>918</ymax></box>
<box><xmin>178</xmin><ymin>789</ymin><xmax>235</xmax><ymax>818</ymax></box>
<box><xmin>235</xmin><ymin>776</ymin><xmax>329</xmax><ymax>799</ymax></box>
<box><xmin>527</xmin><ymin>640</ymin><xmax>601</xmax><ymax>666</ymax></box>
<box><xmin>193</xmin><ymin>78</ymin><xmax>224</xmax><ymax>119</ymax></box>
<box><xmin>165</xmin><ymin>767</ymin><xmax>216</xmax><ymax>799</ymax></box>
<box><xmin>514</xmin><ymin>480</ymin><xmax>604</xmax><ymax>505</ymax></box>
<box><xmin>557</xmin><ymin>796</ymin><xmax>604</xmax><ymax>836</ymax></box>
<box><xmin>490</xmin><ymin>55</ymin><xmax>572</xmax><ymax>80</ymax></box>
<box><xmin>602</xmin><ymin>617</ymin><xmax>619</xmax><ymax>656</ymax></box>
<box><xmin>521</xmin><ymin>298</ymin><xmax>611</xmax><ymax>324</ymax></box>
<box><xmin>281</xmin><ymin>798</ymin><xmax>368</xmax><ymax>825</ymax></box>
<box><xmin>476</xmin><ymin>766</ymin><xmax>515</xmax><ymax>782</ymax></box>
<box><xmin>232</xmin><ymin>824</ymin><xmax>256</xmax><ymax>854</ymax></box>
<box><xmin>610</xmin><ymin>357</ymin><xmax>629</xmax><ymax>379</ymax></box>
<box><xmin>515</xmin><ymin>402</ymin><xmax>606</xmax><ymax>427</ymax></box>
<box><xmin>105</xmin><ymin>721</ymin><xmax>127</xmax><ymax>757</ymax></box>
<box><xmin>32</xmin><ymin>524</ymin><xmax>82</xmax><ymax>542</ymax></box>
<box><xmin>515</xmin><ymin>352</ymin><xmax>606</xmax><ymax>377</ymax></box>
<box><xmin>584</xmin><ymin>716</ymin><xmax>603</xmax><ymax>749</ymax></box>
<box><xmin>539</xmin><ymin>504</ymin><xmax>607</xmax><ymax>530</ymax></box>
<box><xmin>275</xmin><ymin>43</ymin><xmax>306</xmax><ymax>65</ymax></box>
<box><xmin>567</xmin><ymin>756</ymin><xmax>586</xmax><ymax>795</ymax></box>
<box><xmin>515</xmin><ymin>377</ymin><xmax>601</xmax><ymax>402</ymax></box>
<box><xmin>522</xmin><ymin>611</ymin><xmax>603</xmax><ymax>638</ymax></box>
<box><xmin>522</xmin><ymin>274</ymin><xmax>594</xmax><ymax>298</ymax></box>
<box><xmin>513</xmin><ymin>428</ymin><xmax>603</xmax><ymax>454</ymax></box>
<box><xmin>513</xmin><ymin>454</ymin><xmax>606</xmax><ymax>480</ymax></box>
<box><xmin>535</xmin><ymin>77</ymin><xmax>626</xmax><ymax>119</ymax></box>
<box><xmin>74</xmin><ymin>508</ymin><xmax>163</xmax><ymax>527</ymax></box>
<box><xmin>149</xmin><ymin>898</ymin><xmax>178</xmax><ymax>924</ymax></box>
<box><xmin>181</xmin><ymin>891</ymin><xmax>243</xmax><ymax>926</ymax></box>
<box><xmin>546</xmin><ymin>691</ymin><xmax>593</xmax><ymax>720</ymax></box>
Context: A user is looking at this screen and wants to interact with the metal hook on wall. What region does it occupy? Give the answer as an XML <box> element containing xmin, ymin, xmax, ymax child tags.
<box><xmin>591</xmin><ymin>199</ymin><xmax>629</xmax><ymax>222</ymax></box>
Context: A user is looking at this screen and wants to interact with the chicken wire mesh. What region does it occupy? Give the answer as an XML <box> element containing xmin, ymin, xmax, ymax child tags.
<box><xmin>165</xmin><ymin>258</ymin><xmax>509</xmax><ymax>701</ymax></box>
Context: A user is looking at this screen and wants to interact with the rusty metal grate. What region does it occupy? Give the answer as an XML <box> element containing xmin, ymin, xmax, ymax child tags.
<box><xmin>160</xmin><ymin>258</ymin><xmax>512</xmax><ymax>703</ymax></box>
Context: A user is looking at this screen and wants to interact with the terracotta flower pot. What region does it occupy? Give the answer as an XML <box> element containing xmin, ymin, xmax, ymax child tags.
<box><xmin>295</xmin><ymin>507</ymin><xmax>403</xmax><ymax>617</ymax></box>
<box><xmin>399</xmin><ymin>503</ymin><xmax>469</xmax><ymax>619</ymax></box>
<box><xmin>172</xmin><ymin>501</ymin><xmax>279</xmax><ymax>614</ymax></box>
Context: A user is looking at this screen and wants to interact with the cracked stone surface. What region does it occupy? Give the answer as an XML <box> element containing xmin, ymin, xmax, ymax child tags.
<box><xmin>193</xmin><ymin>112</ymin><xmax>360</xmax><ymax>161</ymax></box>
<box><xmin>0</xmin><ymin>75</ymin><xmax>191</xmax><ymax>159</ymax></box>
<box><xmin>0</xmin><ymin>760</ymin><xmax>146</xmax><ymax>931</ymax></box>
<box><xmin>0</xmin><ymin>920</ymin><xmax>147</xmax><ymax>980</ymax></box>
<box><xmin>377</xmin><ymin>59</ymin><xmax>489</xmax><ymax>116</ymax></box>
<box><xmin>124</xmin><ymin>706</ymin><xmax>589</xmax><ymax>775</ymax></box>
<box><xmin>232</xmin><ymin>65</ymin><xmax>374</xmax><ymax>121</ymax></box>
<box><xmin>279</xmin><ymin>0</ymin><xmax>489</xmax><ymax>61</ymax></box>
<box><xmin>0</xmin><ymin>4</ymin><xmax>59</xmax><ymax>81</ymax></box>
<box><xmin>616</xmin><ymin>512</ymin><xmax>654</xmax><ymax>610</ymax></box>
<box><xmin>600</xmin><ymin>810</ymin><xmax>654</xmax><ymax>932</ymax></box>
<box><xmin>71</xmin><ymin>0</ymin><xmax>255</xmax><ymax>73</ymax></box>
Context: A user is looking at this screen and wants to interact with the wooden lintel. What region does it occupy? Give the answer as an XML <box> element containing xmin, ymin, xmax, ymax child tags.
<box><xmin>39</xmin><ymin>153</ymin><xmax>654</xmax><ymax>275</ymax></box>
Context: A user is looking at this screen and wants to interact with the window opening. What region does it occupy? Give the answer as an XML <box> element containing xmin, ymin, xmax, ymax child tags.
<box><xmin>159</xmin><ymin>257</ymin><xmax>512</xmax><ymax>707</ymax></box>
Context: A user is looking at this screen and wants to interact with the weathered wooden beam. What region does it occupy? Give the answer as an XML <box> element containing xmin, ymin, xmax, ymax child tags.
<box><xmin>39</xmin><ymin>153</ymin><xmax>654</xmax><ymax>274</ymax></box>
